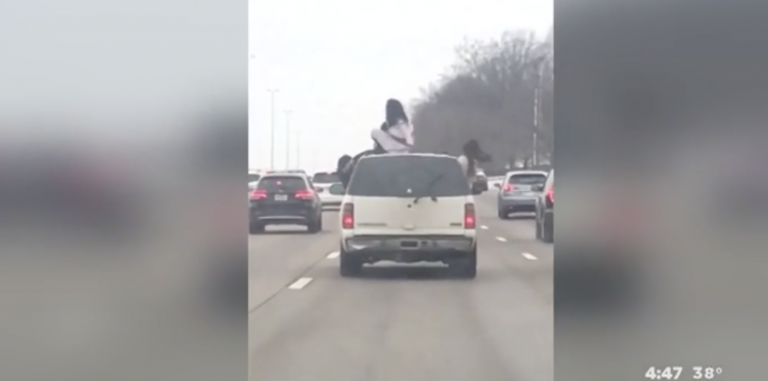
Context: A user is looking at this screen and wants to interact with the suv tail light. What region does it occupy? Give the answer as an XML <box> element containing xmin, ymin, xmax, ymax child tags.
<box><xmin>341</xmin><ymin>203</ymin><xmax>354</xmax><ymax>229</ymax></box>
<box><xmin>464</xmin><ymin>203</ymin><xmax>476</xmax><ymax>229</ymax></box>
<box><xmin>250</xmin><ymin>190</ymin><xmax>267</xmax><ymax>200</ymax></box>
<box><xmin>503</xmin><ymin>184</ymin><xmax>513</xmax><ymax>192</ymax></box>
<box><xmin>294</xmin><ymin>189</ymin><xmax>314</xmax><ymax>199</ymax></box>
<box><xmin>546</xmin><ymin>187</ymin><xmax>554</xmax><ymax>205</ymax></box>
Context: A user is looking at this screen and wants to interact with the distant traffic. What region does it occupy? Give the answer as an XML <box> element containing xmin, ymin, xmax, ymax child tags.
<box><xmin>248</xmin><ymin>160</ymin><xmax>555</xmax><ymax>249</ymax></box>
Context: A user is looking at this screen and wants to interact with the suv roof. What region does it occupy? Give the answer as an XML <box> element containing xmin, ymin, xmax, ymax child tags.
<box><xmin>506</xmin><ymin>170</ymin><xmax>548</xmax><ymax>176</ymax></box>
<box><xmin>260</xmin><ymin>173</ymin><xmax>307</xmax><ymax>180</ymax></box>
<box><xmin>256</xmin><ymin>173</ymin><xmax>309</xmax><ymax>190</ymax></box>
<box><xmin>267</xmin><ymin>169</ymin><xmax>306</xmax><ymax>175</ymax></box>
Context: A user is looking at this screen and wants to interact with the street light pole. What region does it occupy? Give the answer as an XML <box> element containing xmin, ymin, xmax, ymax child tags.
<box><xmin>532</xmin><ymin>56</ymin><xmax>546</xmax><ymax>167</ymax></box>
<box><xmin>267</xmin><ymin>89</ymin><xmax>279</xmax><ymax>169</ymax></box>
<box><xmin>533</xmin><ymin>87</ymin><xmax>539</xmax><ymax>167</ymax></box>
<box><xmin>284</xmin><ymin>110</ymin><xmax>292</xmax><ymax>168</ymax></box>
<box><xmin>295</xmin><ymin>127</ymin><xmax>301</xmax><ymax>168</ymax></box>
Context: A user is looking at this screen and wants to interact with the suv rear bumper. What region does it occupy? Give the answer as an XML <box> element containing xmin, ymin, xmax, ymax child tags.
<box><xmin>499</xmin><ymin>196</ymin><xmax>537</xmax><ymax>210</ymax></box>
<box><xmin>343</xmin><ymin>235</ymin><xmax>475</xmax><ymax>264</ymax></box>
<box><xmin>249</xmin><ymin>206</ymin><xmax>318</xmax><ymax>225</ymax></box>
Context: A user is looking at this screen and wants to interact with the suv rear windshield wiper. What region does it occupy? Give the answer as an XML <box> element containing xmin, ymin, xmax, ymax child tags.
<box><xmin>413</xmin><ymin>173</ymin><xmax>444</xmax><ymax>204</ymax></box>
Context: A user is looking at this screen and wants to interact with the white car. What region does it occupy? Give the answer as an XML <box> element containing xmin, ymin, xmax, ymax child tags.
<box><xmin>311</xmin><ymin>172</ymin><xmax>344</xmax><ymax>209</ymax></box>
<box><xmin>338</xmin><ymin>153</ymin><xmax>478</xmax><ymax>278</ymax></box>
<box><xmin>317</xmin><ymin>182</ymin><xmax>345</xmax><ymax>209</ymax></box>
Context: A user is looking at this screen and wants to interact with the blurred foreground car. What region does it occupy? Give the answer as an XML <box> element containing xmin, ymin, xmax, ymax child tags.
<box><xmin>338</xmin><ymin>153</ymin><xmax>477</xmax><ymax>278</ymax></box>
<box><xmin>0</xmin><ymin>148</ymin><xmax>147</xmax><ymax>236</ymax></box>
<box><xmin>248</xmin><ymin>172</ymin><xmax>323</xmax><ymax>233</ymax></box>
<box><xmin>472</xmin><ymin>170</ymin><xmax>488</xmax><ymax>193</ymax></box>
<box><xmin>497</xmin><ymin>170</ymin><xmax>548</xmax><ymax>219</ymax></box>
<box><xmin>551</xmin><ymin>171</ymin><xmax>647</xmax><ymax>313</ymax></box>
<box><xmin>533</xmin><ymin>169</ymin><xmax>554</xmax><ymax>242</ymax></box>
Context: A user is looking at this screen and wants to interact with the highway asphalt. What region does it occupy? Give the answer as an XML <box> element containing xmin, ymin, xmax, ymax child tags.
<box><xmin>248</xmin><ymin>192</ymin><xmax>553</xmax><ymax>381</ymax></box>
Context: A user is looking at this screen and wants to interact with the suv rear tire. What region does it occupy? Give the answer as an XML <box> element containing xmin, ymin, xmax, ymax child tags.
<box><xmin>498</xmin><ymin>209</ymin><xmax>508</xmax><ymax>219</ymax></box>
<box><xmin>249</xmin><ymin>222</ymin><xmax>264</xmax><ymax>235</ymax></box>
<box><xmin>307</xmin><ymin>215</ymin><xmax>322</xmax><ymax>233</ymax></box>
<box><xmin>339</xmin><ymin>248</ymin><xmax>362</xmax><ymax>277</ymax></box>
<box><xmin>453</xmin><ymin>248</ymin><xmax>477</xmax><ymax>279</ymax></box>
<box><xmin>541</xmin><ymin>214</ymin><xmax>553</xmax><ymax>243</ymax></box>
<box><xmin>535</xmin><ymin>215</ymin><xmax>542</xmax><ymax>239</ymax></box>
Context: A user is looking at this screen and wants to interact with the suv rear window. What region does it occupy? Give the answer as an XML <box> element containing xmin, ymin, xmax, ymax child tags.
<box><xmin>347</xmin><ymin>155</ymin><xmax>470</xmax><ymax>197</ymax></box>
<box><xmin>312</xmin><ymin>172</ymin><xmax>339</xmax><ymax>183</ymax></box>
<box><xmin>248</xmin><ymin>174</ymin><xmax>261</xmax><ymax>183</ymax></box>
<box><xmin>257</xmin><ymin>176</ymin><xmax>307</xmax><ymax>191</ymax></box>
<box><xmin>508</xmin><ymin>173</ymin><xmax>547</xmax><ymax>185</ymax></box>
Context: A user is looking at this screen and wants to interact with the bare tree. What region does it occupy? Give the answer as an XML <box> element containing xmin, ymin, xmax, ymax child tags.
<box><xmin>412</xmin><ymin>30</ymin><xmax>553</xmax><ymax>173</ymax></box>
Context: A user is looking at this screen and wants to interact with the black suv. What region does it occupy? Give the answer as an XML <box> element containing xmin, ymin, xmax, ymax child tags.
<box><xmin>533</xmin><ymin>169</ymin><xmax>554</xmax><ymax>242</ymax></box>
<box><xmin>248</xmin><ymin>173</ymin><xmax>323</xmax><ymax>234</ymax></box>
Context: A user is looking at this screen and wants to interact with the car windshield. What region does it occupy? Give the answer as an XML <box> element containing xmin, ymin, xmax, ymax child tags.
<box><xmin>507</xmin><ymin>173</ymin><xmax>547</xmax><ymax>185</ymax></box>
<box><xmin>256</xmin><ymin>176</ymin><xmax>306</xmax><ymax>191</ymax></box>
<box><xmin>347</xmin><ymin>155</ymin><xmax>470</xmax><ymax>197</ymax></box>
<box><xmin>312</xmin><ymin>172</ymin><xmax>339</xmax><ymax>183</ymax></box>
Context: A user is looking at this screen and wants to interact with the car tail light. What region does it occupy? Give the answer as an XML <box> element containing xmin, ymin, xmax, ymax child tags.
<box><xmin>464</xmin><ymin>203</ymin><xmax>476</xmax><ymax>229</ymax></box>
<box><xmin>341</xmin><ymin>203</ymin><xmax>354</xmax><ymax>229</ymax></box>
<box><xmin>294</xmin><ymin>189</ymin><xmax>314</xmax><ymax>199</ymax></box>
<box><xmin>250</xmin><ymin>190</ymin><xmax>267</xmax><ymax>200</ymax></box>
<box><xmin>503</xmin><ymin>184</ymin><xmax>514</xmax><ymax>192</ymax></box>
<box><xmin>546</xmin><ymin>187</ymin><xmax>554</xmax><ymax>204</ymax></box>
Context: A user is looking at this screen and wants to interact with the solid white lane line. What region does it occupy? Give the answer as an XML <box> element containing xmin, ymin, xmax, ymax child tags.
<box><xmin>480</xmin><ymin>225</ymin><xmax>489</xmax><ymax>230</ymax></box>
<box><xmin>287</xmin><ymin>277</ymin><xmax>313</xmax><ymax>290</ymax></box>
<box><xmin>326</xmin><ymin>251</ymin><xmax>340</xmax><ymax>259</ymax></box>
<box><xmin>495</xmin><ymin>236</ymin><xmax>507</xmax><ymax>242</ymax></box>
<box><xmin>521</xmin><ymin>252</ymin><xmax>538</xmax><ymax>261</ymax></box>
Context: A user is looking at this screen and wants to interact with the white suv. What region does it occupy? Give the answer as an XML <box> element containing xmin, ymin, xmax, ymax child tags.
<box><xmin>338</xmin><ymin>153</ymin><xmax>478</xmax><ymax>278</ymax></box>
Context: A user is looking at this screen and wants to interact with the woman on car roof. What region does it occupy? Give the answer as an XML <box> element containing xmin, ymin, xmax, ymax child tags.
<box><xmin>371</xmin><ymin>99</ymin><xmax>414</xmax><ymax>154</ymax></box>
<box><xmin>458</xmin><ymin>139</ymin><xmax>492</xmax><ymax>185</ymax></box>
<box><xmin>336</xmin><ymin>99</ymin><xmax>490</xmax><ymax>189</ymax></box>
<box><xmin>336</xmin><ymin>99</ymin><xmax>415</xmax><ymax>187</ymax></box>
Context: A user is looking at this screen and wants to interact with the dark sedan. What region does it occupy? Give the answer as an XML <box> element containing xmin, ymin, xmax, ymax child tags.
<box><xmin>248</xmin><ymin>173</ymin><xmax>323</xmax><ymax>234</ymax></box>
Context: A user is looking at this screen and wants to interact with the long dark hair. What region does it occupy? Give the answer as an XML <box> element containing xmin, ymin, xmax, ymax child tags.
<box><xmin>384</xmin><ymin>99</ymin><xmax>408</xmax><ymax>128</ymax></box>
<box><xmin>462</xmin><ymin>139</ymin><xmax>491</xmax><ymax>176</ymax></box>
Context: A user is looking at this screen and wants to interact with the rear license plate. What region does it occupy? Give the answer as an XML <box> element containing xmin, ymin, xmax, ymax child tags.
<box><xmin>274</xmin><ymin>194</ymin><xmax>288</xmax><ymax>201</ymax></box>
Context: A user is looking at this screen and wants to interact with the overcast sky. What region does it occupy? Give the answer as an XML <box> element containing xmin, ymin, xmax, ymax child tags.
<box><xmin>249</xmin><ymin>0</ymin><xmax>552</xmax><ymax>173</ymax></box>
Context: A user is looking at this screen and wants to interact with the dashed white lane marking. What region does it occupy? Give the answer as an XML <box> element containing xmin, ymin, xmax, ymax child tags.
<box><xmin>495</xmin><ymin>236</ymin><xmax>507</xmax><ymax>242</ymax></box>
<box><xmin>521</xmin><ymin>252</ymin><xmax>538</xmax><ymax>261</ymax></box>
<box><xmin>287</xmin><ymin>277</ymin><xmax>313</xmax><ymax>290</ymax></box>
<box><xmin>480</xmin><ymin>225</ymin><xmax>489</xmax><ymax>230</ymax></box>
<box><xmin>326</xmin><ymin>251</ymin><xmax>340</xmax><ymax>259</ymax></box>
